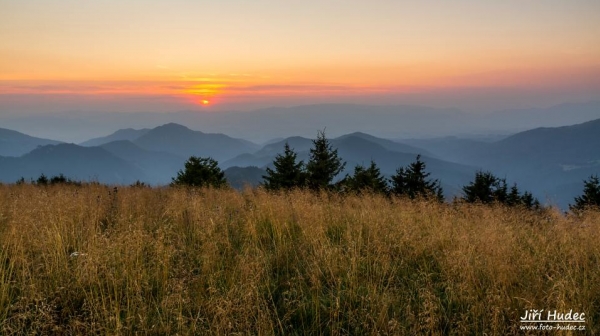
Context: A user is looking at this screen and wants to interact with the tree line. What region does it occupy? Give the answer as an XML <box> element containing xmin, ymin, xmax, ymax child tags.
<box><xmin>7</xmin><ymin>130</ymin><xmax>599</xmax><ymax>211</ymax></box>
<box><xmin>170</xmin><ymin>130</ymin><xmax>599</xmax><ymax>211</ymax></box>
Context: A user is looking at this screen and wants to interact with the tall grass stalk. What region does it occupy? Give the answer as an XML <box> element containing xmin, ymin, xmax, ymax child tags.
<box><xmin>0</xmin><ymin>184</ymin><xmax>598</xmax><ymax>334</ymax></box>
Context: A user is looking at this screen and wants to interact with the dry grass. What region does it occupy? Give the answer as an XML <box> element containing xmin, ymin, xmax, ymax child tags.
<box><xmin>0</xmin><ymin>184</ymin><xmax>598</xmax><ymax>335</ymax></box>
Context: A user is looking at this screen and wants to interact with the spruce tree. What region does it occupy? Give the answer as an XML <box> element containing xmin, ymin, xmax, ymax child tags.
<box><xmin>171</xmin><ymin>156</ymin><xmax>227</xmax><ymax>188</ymax></box>
<box><xmin>463</xmin><ymin>171</ymin><xmax>539</xmax><ymax>209</ymax></box>
<box><xmin>343</xmin><ymin>161</ymin><xmax>388</xmax><ymax>194</ymax></box>
<box><xmin>262</xmin><ymin>142</ymin><xmax>306</xmax><ymax>190</ymax></box>
<box><xmin>306</xmin><ymin>130</ymin><xmax>345</xmax><ymax>190</ymax></box>
<box><xmin>36</xmin><ymin>174</ymin><xmax>48</xmax><ymax>186</ymax></box>
<box><xmin>506</xmin><ymin>184</ymin><xmax>521</xmax><ymax>206</ymax></box>
<box><xmin>50</xmin><ymin>174</ymin><xmax>68</xmax><ymax>185</ymax></box>
<box><xmin>570</xmin><ymin>175</ymin><xmax>600</xmax><ymax>211</ymax></box>
<box><xmin>390</xmin><ymin>167</ymin><xmax>406</xmax><ymax>195</ymax></box>
<box><xmin>493</xmin><ymin>178</ymin><xmax>508</xmax><ymax>204</ymax></box>
<box><xmin>520</xmin><ymin>191</ymin><xmax>540</xmax><ymax>210</ymax></box>
<box><xmin>462</xmin><ymin>171</ymin><xmax>502</xmax><ymax>204</ymax></box>
<box><xmin>390</xmin><ymin>155</ymin><xmax>443</xmax><ymax>201</ymax></box>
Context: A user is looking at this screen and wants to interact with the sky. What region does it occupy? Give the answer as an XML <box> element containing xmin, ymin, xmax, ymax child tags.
<box><xmin>1</xmin><ymin>0</ymin><xmax>600</xmax><ymax>114</ymax></box>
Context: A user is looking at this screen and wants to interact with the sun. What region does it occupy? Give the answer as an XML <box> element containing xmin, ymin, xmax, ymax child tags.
<box><xmin>202</xmin><ymin>100</ymin><xmax>210</xmax><ymax>105</ymax></box>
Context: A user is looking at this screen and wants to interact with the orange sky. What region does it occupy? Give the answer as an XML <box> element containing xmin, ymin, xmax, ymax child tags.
<box><xmin>1</xmin><ymin>0</ymin><xmax>599</xmax><ymax>111</ymax></box>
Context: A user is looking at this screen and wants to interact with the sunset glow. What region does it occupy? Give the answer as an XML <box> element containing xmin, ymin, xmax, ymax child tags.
<box><xmin>1</xmin><ymin>0</ymin><xmax>599</xmax><ymax>112</ymax></box>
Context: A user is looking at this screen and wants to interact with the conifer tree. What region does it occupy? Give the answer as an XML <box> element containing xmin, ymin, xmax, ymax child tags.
<box><xmin>36</xmin><ymin>174</ymin><xmax>48</xmax><ymax>186</ymax></box>
<box><xmin>171</xmin><ymin>156</ymin><xmax>227</xmax><ymax>188</ymax></box>
<box><xmin>506</xmin><ymin>184</ymin><xmax>521</xmax><ymax>206</ymax></box>
<box><xmin>494</xmin><ymin>178</ymin><xmax>508</xmax><ymax>204</ymax></box>
<box><xmin>50</xmin><ymin>174</ymin><xmax>68</xmax><ymax>185</ymax></box>
<box><xmin>463</xmin><ymin>171</ymin><xmax>539</xmax><ymax>209</ymax></box>
<box><xmin>520</xmin><ymin>191</ymin><xmax>540</xmax><ymax>210</ymax></box>
<box><xmin>390</xmin><ymin>155</ymin><xmax>443</xmax><ymax>201</ymax></box>
<box><xmin>262</xmin><ymin>142</ymin><xmax>306</xmax><ymax>190</ymax></box>
<box><xmin>306</xmin><ymin>130</ymin><xmax>345</xmax><ymax>190</ymax></box>
<box><xmin>390</xmin><ymin>167</ymin><xmax>406</xmax><ymax>195</ymax></box>
<box><xmin>570</xmin><ymin>175</ymin><xmax>600</xmax><ymax>211</ymax></box>
<box><xmin>343</xmin><ymin>161</ymin><xmax>388</xmax><ymax>194</ymax></box>
<box><xmin>462</xmin><ymin>171</ymin><xmax>503</xmax><ymax>204</ymax></box>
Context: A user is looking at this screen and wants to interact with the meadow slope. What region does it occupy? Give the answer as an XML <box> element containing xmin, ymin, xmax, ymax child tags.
<box><xmin>0</xmin><ymin>185</ymin><xmax>598</xmax><ymax>334</ymax></box>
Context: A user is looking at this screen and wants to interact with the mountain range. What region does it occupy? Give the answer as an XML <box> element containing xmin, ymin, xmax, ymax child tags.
<box><xmin>0</xmin><ymin>127</ymin><xmax>61</xmax><ymax>157</ymax></box>
<box><xmin>80</xmin><ymin>128</ymin><xmax>151</xmax><ymax>147</ymax></box>
<box><xmin>0</xmin><ymin>144</ymin><xmax>145</xmax><ymax>184</ymax></box>
<box><xmin>2</xmin><ymin>101</ymin><xmax>599</xmax><ymax>143</ymax></box>
<box><xmin>0</xmin><ymin>118</ymin><xmax>598</xmax><ymax>208</ymax></box>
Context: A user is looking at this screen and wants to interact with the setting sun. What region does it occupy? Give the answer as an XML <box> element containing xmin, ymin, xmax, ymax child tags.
<box><xmin>202</xmin><ymin>100</ymin><xmax>210</xmax><ymax>105</ymax></box>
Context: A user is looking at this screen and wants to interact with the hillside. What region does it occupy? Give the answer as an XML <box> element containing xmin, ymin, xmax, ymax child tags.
<box><xmin>401</xmin><ymin>137</ymin><xmax>491</xmax><ymax>163</ymax></box>
<box><xmin>400</xmin><ymin>119</ymin><xmax>600</xmax><ymax>207</ymax></box>
<box><xmin>336</xmin><ymin>132</ymin><xmax>432</xmax><ymax>156</ymax></box>
<box><xmin>0</xmin><ymin>128</ymin><xmax>61</xmax><ymax>157</ymax></box>
<box><xmin>80</xmin><ymin>128</ymin><xmax>150</xmax><ymax>147</ymax></box>
<box><xmin>133</xmin><ymin>123</ymin><xmax>259</xmax><ymax>161</ymax></box>
<box><xmin>225</xmin><ymin>133</ymin><xmax>474</xmax><ymax>196</ymax></box>
<box><xmin>0</xmin><ymin>118</ymin><xmax>596</xmax><ymax>206</ymax></box>
<box><xmin>488</xmin><ymin>118</ymin><xmax>600</xmax><ymax>166</ymax></box>
<box><xmin>224</xmin><ymin>166</ymin><xmax>266</xmax><ymax>189</ymax></box>
<box><xmin>100</xmin><ymin>140</ymin><xmax>186</xmax><ymax>184</ymax></box>
<box><xmin>0</xmin><ymin>143</ymin><xmax>146</xmax><ymax>184</ymax></box>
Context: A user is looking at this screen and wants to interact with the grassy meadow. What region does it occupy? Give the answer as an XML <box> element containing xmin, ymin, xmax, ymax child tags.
<box><xmin>0</xmin><ymin>184</ymin><xmax>598</xmax><ymax>334</ymax></box>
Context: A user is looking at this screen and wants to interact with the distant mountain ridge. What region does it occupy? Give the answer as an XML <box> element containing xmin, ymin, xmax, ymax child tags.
<box><xmin>2</xmin><ymin>101</ymin><xmax>598</xmax><ymax>143</ymax></box>
<box><xmin>225</xmin><ymin>133</ymin><xmax>434</xmax><ymax>169</ymax></box>
<box><xmin>490</xmin><ymin>118</ymin><xmax>600</xmax><ymax>165</ymax></box>
<box><xmin>336</xmin><ymin>132</ymin><xmax>433</xmax><ymax>157</ymax></box>
<box><xmin>0</xmin><ymin>143</ymin><xmax>145</xmax><ymax>184</ymax></box>
<box><xmin>81</xmin><ymin>123</ymin><xmax>260</xmax><ymax>162</ymax></box>
<box><xmin>100</xmin><ymin>140</ymin><xmax>186</xmax><ymax>184</ymax></box>
<box><xmin>407</xmin><ymin>119</ymin><xmax>600</xmax><ymax>207</ymax></box>
<box><xmin>0</xmin><ymin>118</ymin><xmax>598</xmax><ymax>208</ymax></box>
<box><xmin>224</xmin><ymin>166</ymin><xmax>266</xmax><ymax>189</ymax></box>
<box><xmin>80</xmin><ymin>128</ymin><xmax>150</xmax><ymax>147</ymax></box>
<box><xmin>224</xmin><ymin>132</ymin><xmax>475</xmax><ymax>196</ymax></box>
<box><xmin>132</xmin><ymin>123</ymin><xmax>259</xmax><ymax>162</ymax></box>
<box><xmin>0</xmin><ymin>128</ymin><xmax>61</xmax><ymax>157</ymax></box>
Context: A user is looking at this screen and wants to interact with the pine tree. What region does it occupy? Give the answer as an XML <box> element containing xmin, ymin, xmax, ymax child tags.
<box><xmin>463</xmin><ymin>171</ymin><xmax>539</xmax><ymax>209</ymax></box>
<box><xmin>262</xmin><ymin>142</ymin><xmax>306</xmax><ymax>190</ymax></box>
<box><xmin>390</xmin><ymin>167</ymin><xmax>406</xmax><ymax>195</ymax></box>
<box><xmin>493</xmin><ymin>178</ymin><xmax>508</xmax><ymax>204</ymax></box>
<box><xmin>390</xmin><ymin>155</ymin><xmax>443</xmax><ymax>201</ymax></box>
<box><xmin>462</xmin><ymin>171</ymin><xmax>502</xmax><ymax>204</ymax></box>
<box><xmin>343</xmin><ymin>161</ymin><xmax>388</xmax><ymax>194</ymax></box>
<box><xmin>520</xmin><ymin>191</ymin><xmax>540</xmax><ymax>210</ymax></box>
<box><xmin>306</xmin><ymin>130</ymin><xmax>346</xmax><ymax>190</ymax></box>
<box><xmin>506</xmin><ymin>184</ymin><xmax>521</xmax><ymax>206</ymax></box>
<box><xmin>171</xmin><ymin>156</ymin><xmax>227</xmax><ymax>188</ymax></box>
<box><xmin>36</xmin><ymin>174</ymin><xmax>48</xmax><ymax>186</ymax></box>
<box><xmin>570</xmin><ymin>175</ymin><xmax>600</xmax><ymax>211</ymax></box>
<box><xmin>50</xmin><ymin>174</ymin><xmax>68</xmax><ymax>185</ymax></box>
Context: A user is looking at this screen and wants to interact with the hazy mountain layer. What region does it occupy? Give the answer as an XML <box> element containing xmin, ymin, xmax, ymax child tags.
<box><xmin>2</xmin><ymin>101</ymin><xmax>598</xmax><ymax>143</ymax></box>
<box><xmin>0</xmin><ymin>128</ymin><xmax>61</xmax><ymax>157</ymax></box>
<box><xmin>1</xmin><ymin>118</ymin><xmax>598</xmax><ymax>208</ymax></box>
<box><xmin>0</xmin><ymin>143</ymin><xmax>145</xmax><ymax>184</ymax></box>
<box><xmin>405</xmin><ymin>119</ymin><xmax>600</xmax><ymax>206</ymax></box>
<box><xmin>100</xmin><ymin>140</ymin><xmax>186</xmax><ymax>184</ymax></box>
<box><xmin>132</xmin><ymin>123</ymin><xmax>259</xmax><ymax>162</ymax></box>
<box><xmin>80</xmin><ymin>128</ymin><xmax>151</xmax><ymax>147</ymax></box>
